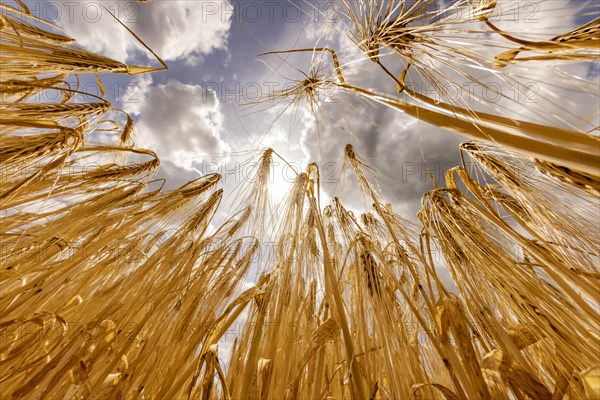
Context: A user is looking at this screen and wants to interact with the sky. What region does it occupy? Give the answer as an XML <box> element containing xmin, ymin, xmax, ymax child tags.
<box><xmin>13</xmin><ymin>0</ymin><xmax>600</xmax><ymax>220</ymax></box>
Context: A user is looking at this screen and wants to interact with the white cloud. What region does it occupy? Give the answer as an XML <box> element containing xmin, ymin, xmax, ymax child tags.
<box><xmin>124</xmin><ymin>77</ymin><xmax>230</xmax><ymax>170</ymax></box>
<box><xmin>48</xmin><ymin>0</ymin><xmax>232</xmax><ymax>62</ymax></box>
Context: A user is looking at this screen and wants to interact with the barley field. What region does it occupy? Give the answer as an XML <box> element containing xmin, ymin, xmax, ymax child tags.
<box><xmin>0</xmin><ymin>0</ymin><xmax>599</xmax><ymax>399</ymax></box>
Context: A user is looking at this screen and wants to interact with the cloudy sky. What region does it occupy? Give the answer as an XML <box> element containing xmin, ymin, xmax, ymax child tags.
<box><xmin>17</xmin><ymin>0</ymin><xmax>599</xmax><ymax>219</ymax></box>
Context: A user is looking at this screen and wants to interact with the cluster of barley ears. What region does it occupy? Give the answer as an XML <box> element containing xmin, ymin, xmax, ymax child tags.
<box><xmin>1</xmin><ymin>1</ymin><xmax>598</xmax><ymax>399</ymax></box>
